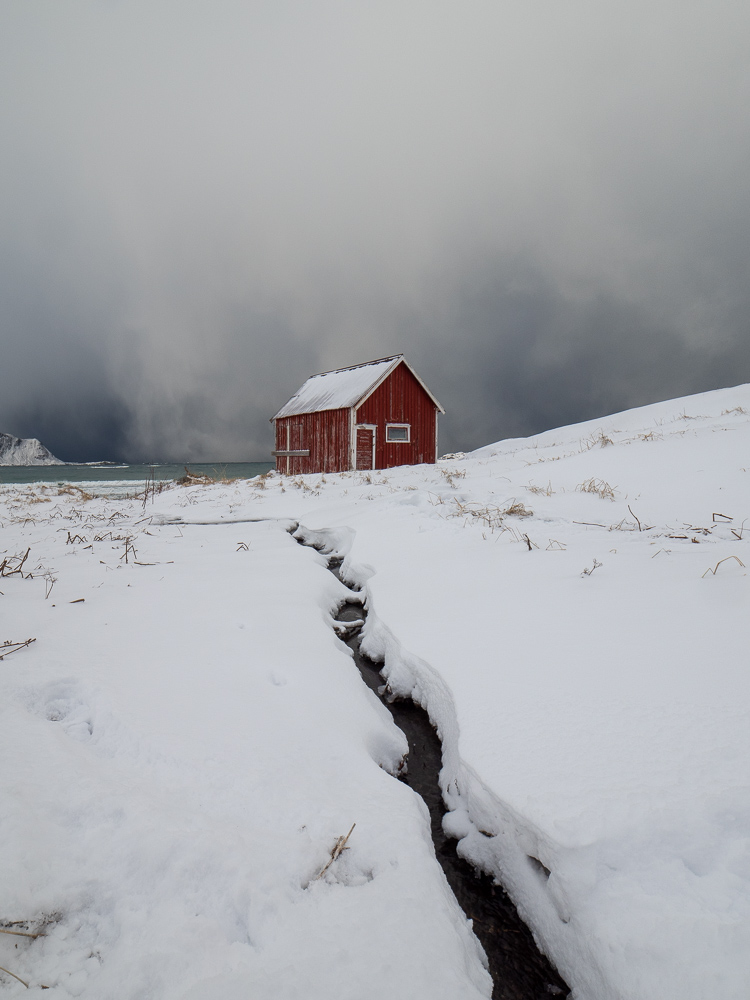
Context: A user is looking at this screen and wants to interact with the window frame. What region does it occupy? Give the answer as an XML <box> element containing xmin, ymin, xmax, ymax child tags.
<box><xmin>385</xmin><ymin>423</ymin><xmax>411</xmax><ymax>443</ymax></box>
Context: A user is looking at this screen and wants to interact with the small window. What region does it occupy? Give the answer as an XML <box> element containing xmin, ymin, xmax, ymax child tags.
<box><xmin>386</xmin><ymin>424</ymin><xmax>410</xmax><ymax>442</ymax></box>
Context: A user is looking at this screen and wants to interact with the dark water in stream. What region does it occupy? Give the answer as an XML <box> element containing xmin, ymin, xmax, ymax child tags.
<box><xmin>323</xmin><ymin>554</ymin><xmax>570</xmax><ymax>1000</ymax></box>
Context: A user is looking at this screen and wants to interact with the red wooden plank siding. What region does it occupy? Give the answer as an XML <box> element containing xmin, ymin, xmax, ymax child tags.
<box><xmin>275</xmin><ymin>409</ymin><xmax>350</xmax><ymax>474</ymax></box>
<box><xmin>356</xmin><ymin>362</ymin><xmax>437</xmax><ymax>469</ymax></box>
<box><xmin>274</xmin><ymin>419</ymin><xmax>286</xmax><ymax>473</ymax></box>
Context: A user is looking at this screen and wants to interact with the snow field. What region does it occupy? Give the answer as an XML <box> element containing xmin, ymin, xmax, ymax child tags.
<box><xmin>0</xmin><ymin>507</ymin><xmax>490</xmax><ymax>998</ymax></box>
<box><xmin>341</xmin><ymin>387</ymin><xmax>750</xmax><ymax>1000</ymax></box>
<box><xmin>188</xmin><ymin>382</ymin><xmax>747</xmax><ymax>1000</ymax></box>
<box><xmin>2</xmin><ymin>381</ymin><xmax>749</xmax><ymax>999</ymax></box>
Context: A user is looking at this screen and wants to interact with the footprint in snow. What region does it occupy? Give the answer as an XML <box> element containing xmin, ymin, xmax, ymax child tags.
<box><xmin>26</xmin><ymin>679</ymin><xmax>94</xmax><ymax>742</ymax></box>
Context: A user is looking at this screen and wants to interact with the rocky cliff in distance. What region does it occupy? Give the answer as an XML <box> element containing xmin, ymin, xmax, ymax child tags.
<box><xmin>0</xmin><ymin>432</ymin><xmax>64</xmax><ymax>465</ymax></box>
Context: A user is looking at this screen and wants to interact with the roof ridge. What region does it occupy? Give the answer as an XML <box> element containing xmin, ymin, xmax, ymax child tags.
<box><xmin>309</xmin><ymin>354</ymin><xmax>403</xmax><ymax>379</ymax></box>
<box><xmin>271</xmin><ymin>353</ymin><xmax>446</xmax><ymax>421</ymax></box>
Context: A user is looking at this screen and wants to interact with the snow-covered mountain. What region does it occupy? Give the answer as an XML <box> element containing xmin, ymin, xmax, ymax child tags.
<box><xmin>0</xmin><ymin>431</ymin><xmax>63</xmax><ymax>465</ymax></box>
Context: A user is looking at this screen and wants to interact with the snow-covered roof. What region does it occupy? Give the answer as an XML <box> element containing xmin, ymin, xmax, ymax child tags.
<box><xmin>273</xmin><ymin>355</ymin><xmax>445</xmax><ymax>420</ymax></box>
<box><xmin>273</xmin><ymin>356</ymin><xmax>403</xmax><ymax>419</ymax></box>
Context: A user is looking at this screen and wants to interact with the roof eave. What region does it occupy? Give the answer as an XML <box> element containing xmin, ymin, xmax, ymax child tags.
<box><xmin>272</xmin><ymin>402</ymin><xmax>350</xmax><ymax>421</ymax></box>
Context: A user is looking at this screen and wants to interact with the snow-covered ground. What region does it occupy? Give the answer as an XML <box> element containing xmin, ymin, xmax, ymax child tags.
<box><xmin>1</xmin><ymin>384</ymin><xmax>748</xmax><ymax>998</ymax></box>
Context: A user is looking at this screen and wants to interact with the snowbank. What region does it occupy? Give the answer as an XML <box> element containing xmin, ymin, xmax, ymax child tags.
<box><xmin>0</xmin><ymin>502</ymin><xmax>489</xmax><ymax>997</ymax></box>
<box><xmin>342</xmin><ymin>384</ymin><xmax>750</xmax><ymax>999</ymax></box>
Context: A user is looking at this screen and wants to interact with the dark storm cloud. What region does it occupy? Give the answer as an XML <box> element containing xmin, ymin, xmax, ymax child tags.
<box><xmin>417</xmin><ymin>262</ymin><xmax>750</xmax><ymax>454</ymax></box>
<box><xmin>1</xmin><ymin>1</ymin><xmax>749</xmax><ymax>461</ymax></box>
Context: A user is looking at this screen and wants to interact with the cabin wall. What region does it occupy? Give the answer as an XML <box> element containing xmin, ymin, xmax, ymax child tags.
<box><xmin>274</xmin><ymin>409</ymin><xmax>350</xmax><ymax>474</ymax></box>
<box><xmin>356</xmin><ymin>362</ymin><xmax>438</xmax><ymax>469</ymax></box>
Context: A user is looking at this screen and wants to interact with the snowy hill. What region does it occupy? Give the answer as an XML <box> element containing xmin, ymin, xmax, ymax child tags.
<box><xmin>0</xmin><ymin>431</ymin><xmax>62</xmax><ymax>465</ymax></box>
<box><xmin>0</xmin><ymin>383</ymin><xmax>748</xmax><ymax>999</ymax></box>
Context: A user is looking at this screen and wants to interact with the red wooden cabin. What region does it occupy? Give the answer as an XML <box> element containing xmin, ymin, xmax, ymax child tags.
<box><xmin>272</xmin><ymin>355</ymin><xmax>445</xmax><ymax>474</ymax></box>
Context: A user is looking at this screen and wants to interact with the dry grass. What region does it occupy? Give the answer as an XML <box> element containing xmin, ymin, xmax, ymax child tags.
<box><xmin>56</xmin><ymin>484</ymin><xmax>94</xmax><ymax>501</ymax></box>
<box><xmin>175</xmin><ymin>467</ymin><xmax>237</xmax><ymax>487</ymax></box>
<box><xmin>722</xmin><ymin>406</ymin><xmax>748</xmax><ymax>416</ymax></box>
<box><xmin>39</xmin><ymin>566</ymin><xmax>57</xmax><ymax>599</ymax></box>
<box><xmin>576</xmin><ymin>478</ymin><xmax>617</xmax><ymax>500</ymax></box>
<box><xmin>0</xmin><ymin>914</ymin><xmax>58</xmax><ymax>990</ymax></box>
<box><xmin>606</xmin><ymin>518</ymin><xmax>638</xmax><ymax>532</ymax></box>
<box><xmin>445</xmin><ymin>500</ymin><xmax>504</xmax><ymax>532</ymax></box>
<box><xmin>527</xmin><ymin>481</ymin><xmax>554</xmax><ymax>496</ymax></box>
<box><xmin>438</xmin><ymin>467</ymin><xmax>467</xmax><ymax>489</ymax></box>
<box><xmin>581</xmin><ymin>558</ymin><xmax>603</xmax><ymax>577</ymax></box>
<box><xmin>502</xmin><ymin>500</ymin><xmax>534</xmax><ymax>518</ymax></box>
<box><xmin>702</xmin><ymin>555</ymin><xmax>746</xmax><ymax>578</ymax></box>
<box><xmin>314</xmin><ymin>823</ymin><xmax>356</xmax><ymax>881</ymax></box>
<box><xmin>0</xmin><ymin>547</ymin><xmax>31</xmax><ymax>578</ymax></box>
<box><xmin>120</xmin><ymin>537</ymin><xmax>137</xmax><ymax>564</ymax></box>
<box><xmin>0</xmin><ymin>547</ymin><xmax>57</xmax><ymax>596</ymax></box>
<box><xmin>289</xmin><ymin>476</ymin><xmax>320</xmax><ymax>495</ymax></box>
<box><xmin>135</xmin><ymin>475</ymin><xmax>175</xmax><ymax>507</ymax></box>
<box><xmin>92</xmin><ymin>531</ymin><xmax>129</xmax><ymax>542</ymax></box>
<box><xmin>0</xmin><ymin>964</ymin><xmax>30</xmax><ymax>988</ymax></box>
<box><xmin>253</xmin><ymin>470</ymin><xmax>273</xmax><ymax>490</ymax></box>
<box><xmin>0</xmin><ymin>638</ymin><xmax>36</xmax><ymax>661</ymax></box>
<box><xmin>582</xmin><ymin>429</ymin><xmax>614</xmax><ymax>450</ymax></box>
<box><xmin>175</xmin><ymin>467</ymin><xmax>213</xmax><ymax>486</ymax></box>
<box><xmin>440</xmin><ymin>497</ymin><xmax>533</xmax><ymax>534</ymax></box>
<box><xmin>0</xmin><ymin>927</ymin><xmax>43</xmax><ymax>940</ymax></box>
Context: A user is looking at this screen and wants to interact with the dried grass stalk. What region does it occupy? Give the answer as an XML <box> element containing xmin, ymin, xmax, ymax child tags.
<box><xmin>0</xmin><ymin>638</ymin><xmax>36</xmax><ymax>661</ymax></box>
<box><xmin>576</xmin><ymin>478</ymin><xmax>617</xmax><ymax>500</ymax></box>
<box><xmin>702</xmin><ymin>556</ymin><xmax>746</xmax><ymax>578</ymax></box>
<box><xmin>0</xmin><ymin>965</ymin><xmax>29</xmax><ymax>988</ymax></box>
<box><xmin>315</xmin><ymin>823</ymin><xmax>356</xmax><ymax>881</ymax></box>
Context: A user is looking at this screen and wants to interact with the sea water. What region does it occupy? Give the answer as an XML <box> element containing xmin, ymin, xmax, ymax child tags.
<box><xmin>0</xmin><ymin>462</ymin><xmax>274</xmax><ymax>493</ymax></box>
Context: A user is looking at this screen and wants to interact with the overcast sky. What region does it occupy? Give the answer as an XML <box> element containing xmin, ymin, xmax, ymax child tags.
<box><xmin>1</xmin><ymin>1</ymin><xmax>748</xmax><ymax>461</ymax></box>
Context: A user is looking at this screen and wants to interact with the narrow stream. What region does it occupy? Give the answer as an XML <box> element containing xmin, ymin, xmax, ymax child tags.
<box><xmin>157</xmin><ymin>517</ymin><xmax>571</xmax><ymax>996</ymax></box>
<box><xmin>324</xmin><ymin>553</ymin><xmax>570</xmax><ymax>1000</ymax></box>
